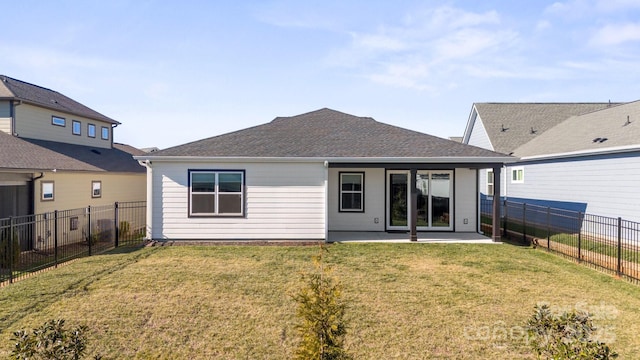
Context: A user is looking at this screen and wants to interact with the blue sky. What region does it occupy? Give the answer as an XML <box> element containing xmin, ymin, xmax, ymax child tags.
<box><xmin>3</xmin><ymin>0</ymin><xmax>640</xmax><ymax>149</ymax></box>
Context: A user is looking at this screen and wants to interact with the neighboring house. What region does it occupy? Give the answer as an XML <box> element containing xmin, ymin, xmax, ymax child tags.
<box><xmin>0</xmin><ymin>75</ymin><xmax>146</xmax><ymax>220</ymax></box>
<box><xmin>135</xmin><ymin>108</ymin><xmax>514</xmax><ymax>242</ymax></box>
<box><xmin>462</xmin><ymin>101</ymin><xmax>640</xmax><ymax>222</ymax></box>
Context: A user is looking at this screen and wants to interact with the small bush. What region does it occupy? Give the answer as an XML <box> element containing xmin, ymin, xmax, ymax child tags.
<box><xmin>11</xmin><ymin>319</ymin><xmax>99</xmax><ymax>360</ymax></box>
<box><xmin>526</xmin><ymin>304</ymin><xmax>617</xmax><ymax>359</ymax></box>
<box><xmin>118</xmin><ymin>221</ymin><xmax>130</xmax><ymax>238</ymax></box>
<box><xmin>0</xmin><ymin>229</ymin><xmax>20</xmax><ymax>269</ymax></box>
<box><xmin>291</xmin><ymin>245</ymin><xmax>351</xmax><ymax>360</ymax></box>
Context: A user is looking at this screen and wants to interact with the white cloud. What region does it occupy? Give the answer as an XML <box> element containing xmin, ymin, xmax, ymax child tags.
<box><xmin>590</xmin><ymin>23</ymin><xmax>640</xmax><ymax>46</ymax></box>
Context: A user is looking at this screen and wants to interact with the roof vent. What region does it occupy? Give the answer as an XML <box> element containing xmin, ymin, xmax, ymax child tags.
<box><xmin>599</xmin><ymin>138</ymin><xmax>608</xmax><ymax>143</ymax></box>
<box><xmin>530</xmin><ymin>127</ymin><xmax>537</xmax><ymax>134</ymax></box>
<box><xmin>624</xmin><ymin>116</ymin><xmax>631</xmax><ymax>126</ymax></box>
<box><xmin>50</xmin><ymin>99</ymin><xmax>58</xmax><ymax>104</ymax></box>
<box><xmin>501</xmin><ymin>124</ymin><xmax>508</xmax><ymax>132</ymax></box>
<box><xmin>592</xmin><ymin>137</ymin><xmax>601</xmax><ymax>143</ymax></box>
<box><xmin>91</xmin><ymin>149</ymin><xmax>101</xmax><ymax>155</ymax></box>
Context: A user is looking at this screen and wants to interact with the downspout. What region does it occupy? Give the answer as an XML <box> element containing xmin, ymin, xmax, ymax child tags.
<box><xmin>142</xmin><ymin>160</ymin><xmax>153</xmax><ymax>240</ymax></box>
<box><xmin>323</xmin><ymin>160</ymin><xmax>329</xmax><ymax>242</ymax></box>
<box><xmin>10</xmin><ymin>100</ymin><xmax>22</xmax><ymax>136</ymax></box>
<box><xmin>110</xmin><ymin>123</ymin><xmax>118</xmax><ymax>148</ymax></box>
<box><xmin>30</xmin><ymin>172</ymin><xmax>44</xmax><ymax>214</ymax></box>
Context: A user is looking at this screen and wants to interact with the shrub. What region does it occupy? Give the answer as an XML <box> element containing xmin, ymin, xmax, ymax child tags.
<box><xmin>118</xmin><ymin>221</ymin><xmax>130</xmax><ymax>238</ymax></box>
<box><xmin>11</xmin><ymin>319</ymin><xmax>100</xmax><ymax>360</ymax></box>
<box><xmin>0</xmin><ymin>228</ymin><xmax>20</xmax><ymax>269</ymax></box>
<box><xmin>526</xmin><ymin>304</ymin><xmax>617</xmax><ymax>359</ymax></box>
<box><xmin>291</xmin><ymin>245</ymin><xmax>351</xmax><ymax>360</ymax></box>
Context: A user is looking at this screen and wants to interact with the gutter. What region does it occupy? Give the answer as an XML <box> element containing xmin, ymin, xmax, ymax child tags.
<box><xmin>133</xmin><ymin>155</ymin><xmax>518</xmax><ymax>164</ymax></box>
<box><xmin>516</xmin><ymin>144</ymin><xmax>640</xmax><ymax>162</ymax></box>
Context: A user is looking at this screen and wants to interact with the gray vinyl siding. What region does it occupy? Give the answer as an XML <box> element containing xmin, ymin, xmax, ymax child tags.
<box><xmin>328</xmin><ymin>168</ymin><xmax>385</xmax><ymax>231</ymax></box>
<box><xmin>454</xmin><ymin>168</ymin><xmax>478</xmax><ymax>231</ymax></box>
<box><xmin>151</xmin><ymin>161</ymin><xmax>327</xmax><ymax>240</ymax></box>
<box><xmin>508</xmin><ymin>155</ymin><xmax>640</xmax><ymax>222</ymax></box>
<box><xmin>466</xmin><ymin>113</ymin><xmax>494</xmax><ymax>150</ymax></box>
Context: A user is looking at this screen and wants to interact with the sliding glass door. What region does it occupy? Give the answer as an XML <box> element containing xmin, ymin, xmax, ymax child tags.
<box><xmin>386</xmin><ymin>170</ymin><xmax>453</xmax><ymax>231</ymax></box>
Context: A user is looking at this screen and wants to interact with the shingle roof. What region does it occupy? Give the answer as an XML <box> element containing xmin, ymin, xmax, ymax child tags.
<box><xmin>149</xmin><ymin>108</ymin><xmax>510</xmax><ymax>159</ymax></box>
<box><xmin>0</xmin><ymin>132</ymin><xmax>144</xmax><ymax>173</ymax></box>
<box><xmin>513</xmin><ymin>100</ymin><xmax>640</xmax><ymax>158</ymax></box>
<box><xmin>474</xmin><ymin>103</ymin><xmax>617</xmax><ymax>154</ymax></box>
<box><xmin>0</xmin><ymin>75</ymin><xmax>118</xmax><ymax>124</ymax></box>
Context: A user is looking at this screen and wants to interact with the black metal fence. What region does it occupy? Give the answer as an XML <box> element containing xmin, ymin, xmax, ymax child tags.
<box><xmin>0</xmin><ymin>201</ymin><xmax>146</xmax><ymax>285</ymax></box>
<box><xmin>481</xmin><ymin>198</ymin><xmax>640</xmax><ymax>283</ymax></box>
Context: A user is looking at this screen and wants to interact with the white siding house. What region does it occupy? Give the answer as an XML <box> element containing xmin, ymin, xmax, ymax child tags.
<box><xmin>137</xmin><ymin>109</ymin><xmax>514</xmax><ymax>242</ymax></box>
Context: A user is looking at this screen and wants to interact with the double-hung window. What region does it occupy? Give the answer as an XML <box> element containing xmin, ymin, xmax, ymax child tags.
<box><xmin>72</xmin><ymin>120</ymin><xmax>81</xmax><ymax>135</ymax></box>
<box><xmin>486</xmin><ymin>170</ymin><xmax>494</xmax><ymax>196</ymax></box>
<box><xmin>189</xmin><ymin>170</ymin><xmax>244</xmax><ymax>216</ymax></box>
<box><xmin>339</xmin><ymin>172</ymin><xmax>364</xmax><ymax>212</ymax></box>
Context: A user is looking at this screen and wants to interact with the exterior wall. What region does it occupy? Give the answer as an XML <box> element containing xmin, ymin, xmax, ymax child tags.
<box><xmin>454</xmin><ymin>168</ymin><xmax>478</xmax><ymax>231</ymax></box>
<box><xmin>0</xmin><ymin>100</ymin><xmax>10</xmax><ymax>134</ymax></box>
<box><xmin>508</xmin><ymin>153</ymin><xmax>640</xmax><ymax>222</ymax></box>
<box><xmin>478</xmin><ymin>168</ymin><xmax>507</xmax><ymax>198</ymax></box>
<box><xmin>150</xmin><ymin>161</ymin><xmax>327</xmax><ymax>240</ymax></box>
<box><xmin>466</xmin><ymin>113</ymin><xmax>493</xmax><ymax>150</ymax></box>
<box><xmin>328</xmin><ymin>168</ymin><xmax>385</xmax><ymax>231</ymax></box>
<box><xmin>34</xmin><ymin>171</ymin><xmax>146</xmax><ymax>214</ymax></box>
<box><xmin>14</xmin><ymin>103</ymin><xmax>112</xmax><ymax>148</ymax></box>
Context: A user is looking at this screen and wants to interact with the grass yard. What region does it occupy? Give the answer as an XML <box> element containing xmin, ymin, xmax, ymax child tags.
<box><xmin>0</xmin><ymin>243</ymin><xmax>639</xmax><ymax>359</ymax></box>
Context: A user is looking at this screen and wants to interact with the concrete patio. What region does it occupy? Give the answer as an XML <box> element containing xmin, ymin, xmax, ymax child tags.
<box><xmin>328</xmin><ymin>231</ymin><xmax>498</xmax><ymax>243</ymax></box>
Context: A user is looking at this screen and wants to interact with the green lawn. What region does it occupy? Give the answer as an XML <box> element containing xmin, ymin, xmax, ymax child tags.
<box><xmin>0</xmin><ymin>243</ymin><xmax>639</xmax><ymax>359</ymax></box>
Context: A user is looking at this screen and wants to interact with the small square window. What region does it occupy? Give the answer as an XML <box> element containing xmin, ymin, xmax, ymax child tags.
<box><xmin>91</xmin><ymin>181</ymin><xmax>102</xmax><ymax>198</ymax></box>
<box><xmin>101</xmin><ymin>127</ymin><xmax>109</xmax><ymax>140</ymax></box>
<box><xmin>72</xmin><ymin>120</ymin><xmax>81</xmax><ymax>135</ymax></box>
<box><xmin>42</xmin><ymin>181</ymin><xmax>54</xmax><ymax>201</ymax></box>
<box><xmin>88</xmin><ymin>124</ymin><xmax>96</xmax><ymax>138</ymax></box>
<box><xmin>52</xmin><ymin>116</ymin><xmax>66</xmax><ymax>127</ymax></box>
<box><xmin>511</xmin><ymin>167</ymin><xmax>524</xmax><ymax>183</ymax></box>
<box><xmin>70</xmin><ymin>216</ymin><xmax>79</xmax><ymax>231</ymax></box>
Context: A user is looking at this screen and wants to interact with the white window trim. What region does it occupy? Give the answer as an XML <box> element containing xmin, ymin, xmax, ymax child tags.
<box><xmin>339</xmin><ymin>172</ymin><xmax>364</xmax><ymax>212</ymax></box>
<box><xmin>511</xmin><ymin>166</ymin><xmax>524</xmax><ymax>184</ymax></box>
<box><xmin>189</xmin><ymin>170</ymin><xmax>245</xmax><ymax>217</ymax></box>
<box><xmin>486</xmin><ymin>169</ymin><xmax>495</xmax><ymax>196</ymax></box>
<box><xmin>72</xmin><ymin>120</ymin><xmax>81</xmax><ymax>135</ymax></box>
<box><xmin>52</xmin><ymin>116</ymin><xmax>66</xmax><ymax>127</ymax></box>
<box><xmin>88</xmin><ymin>124</ymin><xmax>96</xmax><ymax>138</ymax></box>
<box><xmin>101</xmin><ymin>126</ymin><xmax>109</xmax><ymax>140</ymax></box>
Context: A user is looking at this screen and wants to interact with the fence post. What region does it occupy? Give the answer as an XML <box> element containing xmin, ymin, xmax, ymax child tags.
<box><xmin>546</xmin><ymin>206</ymin><xmax>551</xmax><ymax>246</ymax></box>
<box><xmin>9</xmin><ymin>217</ymin><xmax>14</xmax><ymax>284</ymax></box>
<box><xmin>87</xmin><ymin>206</ymin><xmax>92</xmax><ymax>256</ymax></box>
<box><xmin>577</xmin><ymin>212</ymin><xmax>582</xmax><ymax>263</ymax></box>
<box><xmin>502</xmin><ymin>199</ymin><xmax>508</xmax><ymax>237</ymax></box>
<box><xmin>54</xmin><ymin>211</ymin><xmax>58</xmax><ymax>268</ymax></box>
<box><xmin>522</xmin><ymin>203</ymin><xmax>527</xmax><ymax>244</ymax></box>
<box><xmin>618</xmin><ymin>217</ymin><xmax>622</xmax><ymax>276</ymax></box>
<box><xmin>115</xmin><ymin>202</ymin><xmax>119</xmax><ymax>248</ymax></box>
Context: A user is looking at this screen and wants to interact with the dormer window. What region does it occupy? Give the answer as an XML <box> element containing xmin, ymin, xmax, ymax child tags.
<box><xmin>101</xmin><ymin>126</ymin><xmax>109</xmax><ymax>140</ymax></box>
<box><xmin>52</xmin><ymin>116</ymin><xmax>65</xmax><ymax>127</ymax></box>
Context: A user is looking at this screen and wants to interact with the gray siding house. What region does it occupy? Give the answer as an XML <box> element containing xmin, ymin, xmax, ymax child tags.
<box><xmin>463</xmin><ymin>101</ymin><xmax>640</xmax><ymax>222</ymax></box>
<box><xmin>135</xmin><ymin>108</ymin><xmax>514</xmax><ymax>242</ymax></box>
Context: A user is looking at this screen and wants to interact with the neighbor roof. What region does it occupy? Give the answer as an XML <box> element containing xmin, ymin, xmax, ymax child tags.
<box><xmin>145</xmin><ymin>108</ymin><xmax>511</xmax><ymax>160</ymax></box>
<box><xmin>0</xmin><ymin>132</ymin><xmax>143</xmax><ymax>173</ymax></box>
<box><xmin>472</xmin><ymin>103</ymin><xmax>617</xmax><ymax>154</ymax></box>
<box><xmin>0</xmin><ymin>75</ymin><xmax>118</xmax><ymax>124</ymax></box>
<box><xmin>513</xmin><ymin>100</ymin><xmax>640</xmax><ymax>158</ymax></box>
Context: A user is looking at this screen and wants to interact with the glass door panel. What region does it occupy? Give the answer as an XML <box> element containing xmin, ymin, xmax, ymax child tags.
<box><xmin>430</xmin><ymin>173</ymin><xmax>451</xmax><ymax>228</ymax></box>
<box><xmin>416</xmin><ymin>173</ymin><xmax>429</xmax><ymax>227</ymax></box>
<box><xmin>389</xmin><ymin>173</ymin><xmax>408</xmax><ymax>228</ymax></box>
